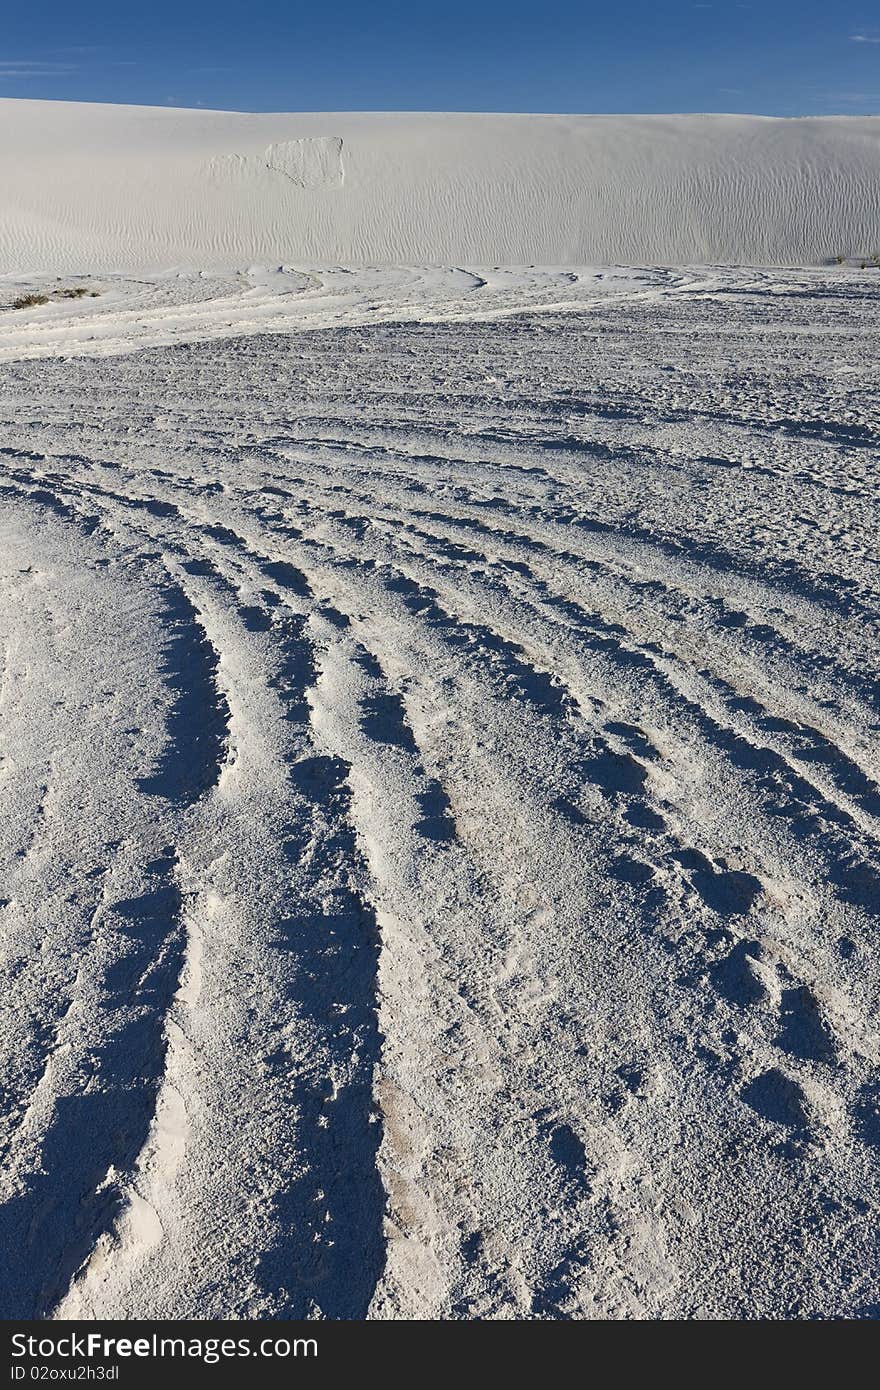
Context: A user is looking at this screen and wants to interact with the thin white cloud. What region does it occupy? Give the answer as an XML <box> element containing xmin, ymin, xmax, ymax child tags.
<box><xmin>850</xmin><ymin>33</ymin><xmax>880</xmax><ymax>42</ymax></box>
<box><xmin>0</xmin><ymin>60</ymin><xmax>78</xmax><ymax>77</ymax></box>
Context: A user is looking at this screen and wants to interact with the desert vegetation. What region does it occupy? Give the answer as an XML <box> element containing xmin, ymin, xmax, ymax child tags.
<box><xmin>7</xmin><ymin>286</ymin><xmax>100</xmax><ymax>311</ymax></box>
<box><xmin>11</xmin><ymin>293</ymin><xmax>50</xmax><ymax>309</ymax></box>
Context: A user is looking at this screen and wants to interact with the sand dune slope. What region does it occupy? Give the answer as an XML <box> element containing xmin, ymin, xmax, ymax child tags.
<box><xmin>1</xmin><ymin>101</ymin><xmax>879</xmax><ymax>269</ymax></box>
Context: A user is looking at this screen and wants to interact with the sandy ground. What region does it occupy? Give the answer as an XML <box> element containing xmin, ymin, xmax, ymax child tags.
<box><xmin>0</xmin><ymin>265</ymin><xmax>878</xmax><ymax>1319</ymax></box>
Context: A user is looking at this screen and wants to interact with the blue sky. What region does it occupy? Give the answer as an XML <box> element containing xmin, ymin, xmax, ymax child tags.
<box><xmin>2</xmin><ymin>2</ymin><xmax>879</xmax><ymax>114</ymax></box>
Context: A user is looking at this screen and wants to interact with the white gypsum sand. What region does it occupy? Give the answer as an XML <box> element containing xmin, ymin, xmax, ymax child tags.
<box><xmin>0</xmin><ymin>100</ymin><xmax>879</xmax><ymax>269</ymax></box>
<box><xmin>0</xmin><ymin>100</ymin><xmax>879</xmax><ymax>1321</ymax></box>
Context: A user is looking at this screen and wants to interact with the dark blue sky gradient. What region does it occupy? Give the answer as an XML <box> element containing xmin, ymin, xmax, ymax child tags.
<box><xmin>1</xmin><ymin>2</ymin><xmax>879</xmax><ymax>114</ymax></box>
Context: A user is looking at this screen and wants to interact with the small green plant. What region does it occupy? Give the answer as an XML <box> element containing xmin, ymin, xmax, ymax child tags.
<box><xmin>833</xmin><ymin>254</ymin><xmax>845</xmax><ymax>265</ymax></box>
<box><xmin>12</xmin><ymin>293</ymin><xmax>49</xmax><ymax>309</ymax></box>
<box><xmin>58</xmin><ymin>286</ymin><xmax>90</xmax><ymax>299</ymax></box>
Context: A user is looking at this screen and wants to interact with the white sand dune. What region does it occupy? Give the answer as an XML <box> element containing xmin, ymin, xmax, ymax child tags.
<box><xmin>1</xmin><ymin>99</ymin><xmax>879</xmax><ymax>270</ymax></box>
